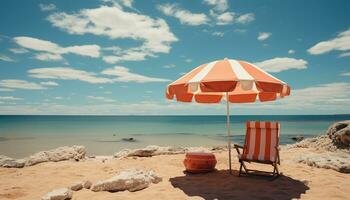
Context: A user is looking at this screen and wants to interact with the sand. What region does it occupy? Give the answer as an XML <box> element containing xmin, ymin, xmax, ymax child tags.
<box><xmin>0</xmin><ymin>147</ymin><xmax>349</xmax><ymax>200</ymax></box>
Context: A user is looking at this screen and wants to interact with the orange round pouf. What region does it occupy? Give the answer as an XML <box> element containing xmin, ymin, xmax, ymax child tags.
<box><xmin>183</xmin><ymin>152</ymin><xmax>217</xmax><ymax>173</ymax></box>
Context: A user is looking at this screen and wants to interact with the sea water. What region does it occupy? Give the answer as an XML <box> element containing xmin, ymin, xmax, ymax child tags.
<box><xmin>0</xmin><ymin>115</ymin><xmax>348</xmax><ymax>158</ymax></box>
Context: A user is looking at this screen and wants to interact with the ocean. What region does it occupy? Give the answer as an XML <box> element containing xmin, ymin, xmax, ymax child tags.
<box><xmin>0</xmin><ymin>115</ymin><xmax>349</xmax><ymax>158</ymax></box>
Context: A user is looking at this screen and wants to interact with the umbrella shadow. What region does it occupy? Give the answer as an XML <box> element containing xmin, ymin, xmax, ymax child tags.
<box><xmin>169</xmin><ymin>170</ymin><xmax>309</xmax><ymax>200</ymax></box>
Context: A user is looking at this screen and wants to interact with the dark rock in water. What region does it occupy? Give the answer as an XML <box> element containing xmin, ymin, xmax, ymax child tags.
<box><xmin>122</xmin><ymin>138</ymin><xmax>135</xmax><ymax>142</ymax></box>
<box><xmin>291</xmin><ymin>135</ymin><xmax>304</xmax><ymax>142</ymax></box>
<box><xmin>113</xmin><ymin>134</ymin><xmax>116</xmax><ymax>136</ymax></box>
<box><xmin>327</xmin><ymin>120</ymin><xmax>350</xmax><ymax>148</ymax></box>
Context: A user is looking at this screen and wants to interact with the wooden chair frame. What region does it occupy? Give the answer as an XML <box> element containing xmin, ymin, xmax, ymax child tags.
<box><xmin>234</xmin><ymin>144</ymin><xmax>280</xmax><ymax>177</ymax></box>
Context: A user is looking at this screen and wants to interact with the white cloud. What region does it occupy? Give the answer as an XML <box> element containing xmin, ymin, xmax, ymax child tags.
<box><xmin>340</xmin><ymin>72</ymin><xmax>350</xmax><ymax>76</ymax></box>
<box><xmin>102</xmin><ymin>50</ymin><xmax>150</xmax><ymax>64</ymax></box>
<box><xmin>158</xmin><ymin>4</ymin><xmax>209</xmax><ymax>26</ymax></box>
<box><xmin>0</xmin><ymin>96</ymin><xmax>22</xmax><ymax>101</ymax></box>
<box><xmin>14</xmin><ymin>36</ymin><xmax>101</xmax><ymax>60</ymax></box>
<box><xmin>257</xmin><ymin>32</ymin><xmax>271</xmax><ymax>41</ymax></box>
<box><xmin>39</xmin><ymin>3</ymin><xmax>56</xmax><ymax>11</ymax></box>
<box><xmin>28</xmin><ymin>66</ymin><xmax>169</xmax><ymax>84</ymax></box>
<box><xmin>163</xmin><ymin>64</ymin><xmax>176</xmax><ymax>69</ymax></box>
<box><xmin>212</xmin><ymin>31</ymin><xmax>224</xmax><ymax>37</ymax></box>
<box><xmin>40</xmin><ymin>81</ymin><xmax>59</xmax><ymax>86</ymax></box>
<box><xmin>206</xmin><ymin>1</ymin><xmax>254</xmax><ymax>25</ymax></box>
<box><xmin>87</xmin><ymin>96</ymin><xmax>116</xmax><ymax>102</ymax></box>
<box><xmin>278</xmin><ymin>82</ymin><xmax>350</xmax><ymax>110</ymax></box>
<box><xmin>47</xmin><ymin>5</ymin><xmax>178</xmax><ymax>63</ymax></box>
<box><xmin>254</xmin><ymin>57</ymin><xmax>308</xmax><ymax>73</ymax></box>
<box><xmin>338</xmin><ymin>52</ymin><xmax>350</xmax><ymax>58</ymax></box>
<box><xmin>0</xmin><ymin>55</ymin><xmax>14</xmax><ymax>62</ymax></box>
<box><xmin>308</xmin><ymin>29</ymin><xmax>350</xmax><ymax>55</ymax></box>
<box><xmin>215</xmin><ymin>12</ymin><xmax>235</xmax><ymax>25</ymax></box>
<box><xmin>0</xmin><ymin>79</ymin><xmax>47</xmax><ymax>90</ymax></box>
<box><xmin>203</xmin><ymin>0</ymin><xmax>228</xmax><ymax>12</ymax></box>
<box><xmin>102</xmin><ymin>66</ymin><xmax>171</xmax><ymax>83</ymax></box>
<box><xmin>288</xmin><ymin>49</ymin><xmax>295</xmax><ymax>54</ymax></box>
<box><xmin>236</xmin><ymin>13</ymin><xmax>255</xmax><ymax>24</ymax></box>
<box><xmin>28</xmin><ymin>67</ymin><xmax>113</xmax><ymax>84</ymax></box>
<box><xmin>9</xmin><ymin>48</ymin><xmax>29</xmax><ymax>54</ymax></box>
<box><xmin>233</xmin><ymin>29</ymin><xmax>247</xmax><ymax>34</ymax></box>
<box><xmin>102</xmin><ymin>0</ymin><xmax>133</xmax><ymax>8</ymax></box>
<box><xmin>119</xmin><ymin>0</ymin><xmax>133</xmax><ymax>8</ymax></box>
<box><xmin>34</xmin><ymin>53</ymin><xmax>64</xmax><ymax>61</ymax></box>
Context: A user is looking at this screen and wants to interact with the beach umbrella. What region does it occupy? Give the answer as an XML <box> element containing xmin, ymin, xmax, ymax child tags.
<box><xmin>165</xmin><ymin>58</ymin><xmax>291</xmax><ymax>174</ymax></box>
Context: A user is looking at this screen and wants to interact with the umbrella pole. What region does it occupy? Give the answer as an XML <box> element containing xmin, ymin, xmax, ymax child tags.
<box><xmin>226</xmin><ymin>92</ymin><xmax>232</xmax><ymax>174</ymax></box>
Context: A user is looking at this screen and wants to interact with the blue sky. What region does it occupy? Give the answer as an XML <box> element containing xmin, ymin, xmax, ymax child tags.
<box><xmin>0</xmin><ymin>0</ymin><xmax>349</xmax><ymax>115</ymax></box>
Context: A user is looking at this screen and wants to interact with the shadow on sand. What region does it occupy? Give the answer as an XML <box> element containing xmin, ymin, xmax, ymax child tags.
<box><xmin>170</xmin><ymin>170</ymin><xmax>309</xmax><ymax>200</ymax></box>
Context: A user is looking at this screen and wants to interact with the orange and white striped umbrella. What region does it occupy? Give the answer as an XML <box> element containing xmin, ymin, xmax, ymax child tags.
<box><xmin>166</xmin><ymin>58</ymin><xmax>291</xmax><ymax>103</ymax></box>
<box><xmin>165</xmin><ymin>58</ymin><xmax>291</xmax><ymax>174</ymax></box>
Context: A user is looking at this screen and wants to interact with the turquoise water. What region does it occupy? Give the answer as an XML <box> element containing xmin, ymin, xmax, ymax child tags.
<box><xmin>0</xmin><ymin>115</ymin><xmax>349</xmax><ymax>158</ymax></box>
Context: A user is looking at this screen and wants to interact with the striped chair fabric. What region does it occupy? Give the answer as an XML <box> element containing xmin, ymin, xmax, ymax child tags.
<box><xmin>241</xmin><ymin>121</ymin><xmax>280</xmax><ymax>163</ymax></box>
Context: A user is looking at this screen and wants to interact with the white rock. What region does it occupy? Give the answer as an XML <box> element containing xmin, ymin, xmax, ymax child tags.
<box><xmin>0</xmin><ymin>155</ymin><xmax>25</xmax><ymax>168</ymax></box>
<box><xmin>83</xmin><ymin>180</ymin><xmax>92</xmax><ymax>189</ymax></box>
<box><xmin>114</xmin><ymin>145</ymin><xmax>188</xmax><ymax>158</ymax></box>
<box><xmin>70</xmin><ymin>182</ymin><xmax>83</xmax><ymax>191</ymax></box>
<box><xmin>91</xmin><ymin>169</ymin><xmax>162</xmax><ymax>192</ymax></box>
<box><xmin>113</xmin><ymin>149</ymin><xmax>131</xmax><ymax>158</ymax></box>
<box><xmin>41</xmin><ymin>188</ymin><xmax>72</xmax><ymax>200</ymax></box>
<box><xmin>25</xmin><ymin>145</ymin><xmax>86</xmax><ymax>166</ymax></box>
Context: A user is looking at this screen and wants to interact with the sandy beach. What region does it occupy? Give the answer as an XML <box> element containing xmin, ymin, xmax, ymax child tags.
<box><xmin>0</xmin><ymin>145</ymin><xmax>349</xmax><ymax>200</ymax></box>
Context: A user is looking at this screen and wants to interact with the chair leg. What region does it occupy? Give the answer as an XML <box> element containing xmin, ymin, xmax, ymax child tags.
<box><xmin>274</xmin><ymin>163</ymin><xmax>279</xmax><ymax>176</ymax></box>
<box><xmin>272</xmin><ymin>162</ymin><xmax>279</xmax><ymax>177</ymax></box>
<box><xmin>239</xmin><ymin>162</ymin><xmax>243</xmax><ymax>176</ymax></box>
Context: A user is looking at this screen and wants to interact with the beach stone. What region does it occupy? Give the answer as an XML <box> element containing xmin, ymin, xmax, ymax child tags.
<box><xmin>91</xmin><ymin>169</ymin><xmax>162</xmax><ymax>192</ymax></box>
<box><xmin>114</xmin><ymin>149</ymin><xmax>131</xmax><ymax>159</ymax></box>
<box><xmin>295</xmin><ymin>151</ymin><xmax>350</xmax><ymax>173</ymax></box>
<box><xmin>25</xmin><ymin>145</ymin><xmax>86</xmax><ymax>166</ymax></box>
<box><xmin>122</xmin><ymin>137</ymin><xmax>135</xmax><ymax>142</ymax></box>
<box><xmin>327</xmin><ymin>121</ymin><xmax>350</xmax><ymax>147</ymax></box>
<box><xmin>286</xmin><ymin>135</ymin><xmax>340</xmax><ymax>152</ymax></box>
<box><xmin>70</xmin><ymin>182</ymin><xmax>83</xmax><ymax>191</ymax></box>
<box><xmin>114</xmin><ymin>146</ymin><xmax>186</xmax><ymax>158</ymax></box>
<box><xmin>83</xmin><ymin>180</ymin><xmax>92</xmax><ymax>189</ymax></box>
<box><xmin>0</xmin><ymin>155</ymin><xmax>25</xmax><ymax>168</ymax></box>
<box><xmin>291</xmin><ymin>135</ymin><xmax>304</xmax><ymax>142</ymax></box>
<box><xmin>41</xmin><ymin>188</ymin><xmax>73</xmax><ymax>200</ymax></box>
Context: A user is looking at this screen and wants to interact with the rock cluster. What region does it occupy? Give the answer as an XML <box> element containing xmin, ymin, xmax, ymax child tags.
<box><xmin>288</xmin><ymin>121</ymin><xmax>350</xmax><ymax>173</ymax></box>
<box><xmin>287</xmin><ymin>135</ymin><xmax>339</xmax><ymax>152</ymax></box>
<box><xmin>327</xmin><ymin>120</ymin><xmax>350</xmax><ymax>148</ymax></box>
<box><xmin>295</xmin><ymin>151</ymin><xmax>350</xmax><ymax>173</ymax></box>
<box><xmin>91</xmin><ymin>169</ymin><xmax>162</xmax><ymax>192</ymax></box>
<box><xmin>114</xmin><ymin>145</ymin><xmax>217</xmax><ymax>159</ymax></box>
<box><xmin>0</xmin><ymin>145</ymin><xmax>86</xmax><ymax>168</ymax></box>
<box><xmin>41</xmin><ymin>170</ymin><xmax>161</xmax><ymax>199</ymax></box>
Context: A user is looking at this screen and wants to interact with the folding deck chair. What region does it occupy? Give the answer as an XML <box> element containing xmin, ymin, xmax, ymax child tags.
<box><xmin>234</xmin><ymin>121</ymin><xmax>281</xmax><ymax>177</ymax></box>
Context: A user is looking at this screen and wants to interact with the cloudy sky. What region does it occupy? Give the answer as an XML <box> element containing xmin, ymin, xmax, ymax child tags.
<box><xmin>0</xmin><ymin>0</ymin><xmax>349</xmax><ymax>115</ymax></box>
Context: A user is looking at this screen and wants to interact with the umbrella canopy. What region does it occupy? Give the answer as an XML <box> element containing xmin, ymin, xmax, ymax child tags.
<box><xmin>165</xmin><ymin>58</ymin><xmax>291</xmax><ymax>174</ymax></box>
<box><xmin>166</xmin><ymin>58</ymin><xmax>290</xmax><ymax>103</ymax></box>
